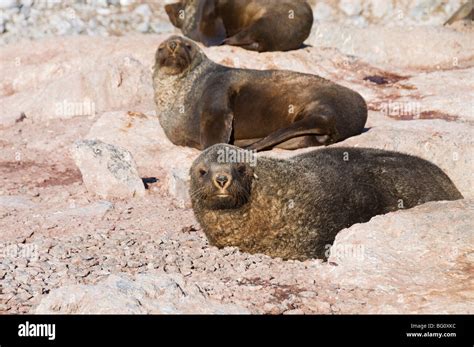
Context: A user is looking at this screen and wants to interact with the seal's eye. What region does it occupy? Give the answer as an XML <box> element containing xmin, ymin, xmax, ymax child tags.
<box><xmin>199</xmin><ymin>168</ymin><xmax>207</xmax><ymax>177</ymax></box>
<box><xmin>185</xmin><ymin>43</ymin><xmax>192</xmax><ymax>50</ymax></box>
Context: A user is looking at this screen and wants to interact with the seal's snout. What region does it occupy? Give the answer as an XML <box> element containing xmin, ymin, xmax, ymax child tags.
<box><xmin>213</xmin><ymin>173</ymin><xmax>231</xmax><ymax>189</ymax></box>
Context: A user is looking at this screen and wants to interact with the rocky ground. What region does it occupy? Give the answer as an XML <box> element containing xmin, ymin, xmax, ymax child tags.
<box><xmin>0</xmin><ymin>2</ymin><xmax>473</xmax><ymax>314</ymax></box>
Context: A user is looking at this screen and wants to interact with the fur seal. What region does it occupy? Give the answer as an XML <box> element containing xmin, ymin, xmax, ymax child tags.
<box><xmin>153</xmin><ymin>36</ymin><xmax>368</xmax><ymax>152</ymax></box>
<box><xmin>190</xmin><ymin>144</ymin><xmax>463</xmax><ymax>260</ymax></box>
<box><xmin>164</xmin><ymin>0</ymin><xmax>313</xmax><ymax>52</ymax></box>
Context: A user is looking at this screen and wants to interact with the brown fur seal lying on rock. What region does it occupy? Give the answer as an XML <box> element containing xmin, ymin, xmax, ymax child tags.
<box><xmin>190</xmin><ymin>144</ymin><xmax>463</xmax><ymax>260</ymax></box>
<box><xmin>164</xmin><ymin>0</ymin><xmax>313</xmax><ymax>52</ymax></box>
<box><xmin>153</xmin><ymin>36</ymin><xmax>368</xmax><ymax>152</ymax></box>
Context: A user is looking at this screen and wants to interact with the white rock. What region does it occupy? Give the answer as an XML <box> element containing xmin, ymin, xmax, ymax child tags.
<box><xmin>313</xmin><ymin>2</ymin><xmax>334</xmax><ymax>22</ymax></box>
<box><xmin>36</xmin><ymin>272</ymin><xmax>251</xmax><ymax>314</ymax></box>
<box><xmin>133</xmin><ymin>4</ymin><xmax>151</xmax><ymax>17</ymax></box>
<box><xmin>52</xmin><ymin>201</ymin><xmax>113</xmax><ymax>218</ymax></box>
<box><xmin>0</xmin><ymin>0</ymin><xmax>18</xmax><ymax>9</ymax></box>
<box><xmin>71</xmin><ymin>139</ymin><xmax>145</xmax><ymax>199</ymax></box>
<box><xmin>119</xmin><ymin>0</ymin><xmax>133</xmax><ymax>7</ymax></box>
<box><xmin>339</xmin><ymin>0</ymin><xmax>362</xmax><ymax>16</ymax></box>
<box><xmin>368</xmin><ymin>0</ymin><xmax>392</xmax><ymax>18</ymax></box>
<box><xmin>96</xmin><ymin>8</ymin><xmax>111</xmax><ymax>16</ymax></box>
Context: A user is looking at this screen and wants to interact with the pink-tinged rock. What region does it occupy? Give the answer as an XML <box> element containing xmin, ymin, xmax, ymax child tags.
<box><xmin>35</xmin><ymin>272</ymin><xmax>250</xmax><ymax>314</ymax></box>
<box><xmin>324</xmin><ymin>199</ymin><xmax>474</xmax><ymax>314</ymax></box>
<box><xmin>50</xmin><ymin>201</ymin><xmax>113</xmax><ymax>219</ymax></box>
<box><xmin>0</xmin><ymin>35</ymin><xmax>163</xmax><ymax>128</ymax></box>
<box><xmin>71</xmin><ymin>139</ymin><xmax>145</xmax><ymax>199</ymax></box>
<box><xmin>308</xmin><ymin>23</ymin><xmax>474</xmax><ymax>71</ymax></box>
<box><xmin>0</xmin><ymin>195</ymin><xmax>36</xmax><ymax>210</ymax></box>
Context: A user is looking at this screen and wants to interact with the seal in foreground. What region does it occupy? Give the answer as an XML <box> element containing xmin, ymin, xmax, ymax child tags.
<box><xmin>190</xmin><ymin>144</ymin><xmax>463</xmax><ymax>260</ymax></box>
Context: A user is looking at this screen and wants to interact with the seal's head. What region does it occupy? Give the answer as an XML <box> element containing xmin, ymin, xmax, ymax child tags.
<box><xmin>165</xmin><ymin>0</ymin><xmax>226</xmax><ymax>46</ymax></box>
<box><xmin>190</xmin><ymin>144</ymin><xmax>256</xmax><ymax>210</ymax></box>
<box><xmin>153</xmin><ymin>36</ymin><xmax>201</xmax><ymax>76</ymax></box>
<box><xmin>165</xmin><ymin>1</ymin><xmax>185</xmax><ymax>29</ymax></box>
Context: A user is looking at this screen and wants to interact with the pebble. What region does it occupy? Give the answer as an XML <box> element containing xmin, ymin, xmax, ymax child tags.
<box><xmin>16</xmin><ymin>291</ymin><xmax>33</xmax><ymax>302</ymax></box>
<box><xmin>15</xmin><ymin>271</ymin><xmax>30</xmax><ymax>283</ymax></box>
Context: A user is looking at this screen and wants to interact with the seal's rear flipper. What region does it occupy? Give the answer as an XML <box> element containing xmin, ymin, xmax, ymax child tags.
<box><xmin>244</xmin><ymin>114</ymin><xmax>339</xmax><ymax>151</ymax></box>
<box><xmin>224</xmin><ymin>31</ymin><xmax>261</xmax><ymax>51</ymax></box>
<box><xmin>222</xmin><ymin>36</ymin><xmax>260</xmax><ymax>52</ymax></box>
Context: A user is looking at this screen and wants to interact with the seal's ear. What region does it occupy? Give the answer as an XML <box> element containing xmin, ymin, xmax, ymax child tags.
<box><xmin>165</xmin><ymin>3</ymin><xmax>184</xmax><ymax>28</ymax></box>
<box><xmin>193</xmin><ymin>0</ymin><xmax>227</xmax><ymax>47</ymax></box>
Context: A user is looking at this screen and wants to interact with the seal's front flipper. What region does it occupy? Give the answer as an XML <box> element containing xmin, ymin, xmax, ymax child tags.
<box><xmin>200</xmin><ymin>101</ymin><xmax>234</xmax><ymax>150</ymax></box>
<box><xmin>224</xmin><ymin>31</ymin><xmax>261</xmax><ymax>51</ymax></box>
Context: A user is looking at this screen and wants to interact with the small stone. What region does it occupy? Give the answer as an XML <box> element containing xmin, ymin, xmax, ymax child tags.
<box><xmin>125</xmin><ymin>260</ymin><xmax>142</xmax><ymax>268</ymax></box>
<box><xmin>16</xmin><ymin>291</ymin><xmax>34</xmax><ymax>302</ymax></box>
<box><xmin>299</xmin><ymin>291</ymin><xmax>317</xmax><ymax>298</ymax></box>
<box><xmin>133</xmin><ymin>4</ymin><xmax>151</xmax><ymax>17</ymax></box>
<box><xmin>119</xmin><ymin>0</ymin><xmax>133</xmax><ymax>6</ymax></box>
<box><xmin>81</xmin><ymin>254</ymin><xmax>95</xmax><ymax>261</ymax></box>
<box><xmin>339</xmin><ymin>0</ymin><xmax>362</xmax><ymax>16</ymax></box>
<box><xmin>76</xmin><ymin>270</ymin><xmax>91</xmax><ymax>278</ymax></box>
<box><xmin>136</xmin><ymin>22</ymin><xmax>149</xmax><ymax>33</ymax></box>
